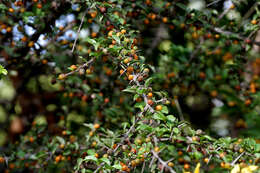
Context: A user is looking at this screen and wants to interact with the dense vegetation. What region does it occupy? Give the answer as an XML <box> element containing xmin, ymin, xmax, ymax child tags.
<box><xmin>0</xmin><ymin>0</ymin><xmax>259</xmax><ymax>172</ymax></box>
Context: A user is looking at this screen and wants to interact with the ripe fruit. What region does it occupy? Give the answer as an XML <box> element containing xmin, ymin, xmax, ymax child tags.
<box><xmin>204</xmin><ymin>158</ymin><xmax>209</xmax><ymax>163</ymax></box>
<box><xmin>162</xmin><ymin>17</ymin><xmax>168</xmax><ymax>23</ymax></box>
<box><xmin>121</xmin><ymin>29</ymin><xmax>126</xmax><ymax>34</ymax></box>
<box><xmin>62</xmin><ymin>130</ymin><xmax>67</xmax><ymax>135</ymax></box>
<box><xmin>245</xmin><ymin>99</ymin><xmax>251</xmax><ymax>106</ymax></box>
<box><xmin>9</xmin><ymin>8</ymin><xmax>14</xmax><ymax>13</ymax></box>
<box><xmin>210</xmin><ymin>90</ymin><xmax>217</xmax><ymax>97</ymax></box>
<box><xmin>184</xmin><ymin>163</ymin><xmax>190</xmax><ymax>170</ymax></box>
<box><xmin>147</xmin><ymin>92</ymin><xmax>153</xmax><ymax>98</ymax></box>
<box><xmin>28</xmin><ymin>41</ymin><xmax>34</xmax><ymax>47</ymax></box>
<box><xmin>251</xmin><ymin>20</ymin><xmax>257</xmax><ymax>25</ymax></box>
<box><xmin>55</xmin><ymin>155</ymin><xmax>61</xmax><ymax>163</ymax></box>
<box><xmin>123</xmin><ymin>58</ymin><xmax>129</xmax><ymax>64</ymax></box>
<box><xmin>37</xmin><ymin>3</ymin><xmax>42</xmax><ymax>9</ymax></box>
<box><xmin>95</xmin><ymin>153</ymin><xmax>99</xmax><ymax>158</ymax></box>
<box><xmin>59</xmin><ymin>144</ymin><xmax>65</xmax><ymax>149</ymax></box>
<box><xmin>70</xmin><ymin>65</ymin><xmax>77</xmax><ymax>70</ymax></box>
<box><xmin>199</xmin><ymin>72</ymin><xmax>206</xmax><ymax>79</ymax></box>
<box><xmin>122</xmin><ymin>165</ymin><xmax>128</xmax><ymax>171</ymax></box>
<box><xmin>154</xmin><ymin>146</ymin><xmax>160</xmax><ymax>152</ymax></box>
<box><xmin>108</xmin><ymin>30</ymin><xmax>113</xmax><ymax>37</ymax></box>
<box><xmin>127</xmin><ymin>66</ymin><xmax>134</xmax><ymax>73</ymax></box>
<box><xmin>128</xmin><ymin>75</ymin><xmax>134</xmax><ymax>80</ymax></box>
<box><xmin>155</xmin><ymin>105</ymin><xmax>162</xmax><ymax>111</ymax></box>
<box><xmin>29</xmin><ymin>137</ymin><xmax>34</xmax><ymax>143</ymax></box>
<box><xmin>58</xmin><ymin>74</ymin><xmax>66</xmax><ymax>80</ymax></box>
<box><xmin>21</xmin><ymin>36</ymin><xmax>27</xmax><ymax>42</ymax></box>
<box><xmin>0</xmin><ymin>157</ymin><xmax>4</xmax><ymax>163</ymax></box>
<box><xmin>168</xmin><ymin>162</ymin><xmax>174</xmax><ymax>167</ymax></box>
<box><xmin>94</xmin><ymin>123</ymin><xmax>100</xmax><ymax>129</ymax></box>
<box><xmin>147</xmin><ymin>99</ymin><xmax>153</xmax><ymax>105</ymax></box>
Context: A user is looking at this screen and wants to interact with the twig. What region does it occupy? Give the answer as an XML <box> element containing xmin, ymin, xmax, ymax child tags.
<box><xmin>93</xmin><ymin>162</ymin><xmax>105</xmax><ymax>173</ymax></box>
<box><xmin>238</xmin><ymin>2</ymin><xmax>259</xmax><ymax>28</ymax></box>
<box><xmin>151</xmin><ymin>150</ymin><xmax>176</xmax><ymax>173</ymax></box>
<box><xmin>141</xmin><ymin>161</ymin><xmax>146</xmax><ymax>173</ymax></box>
<box><xmin>231</xmin><ymin>152</ymin><xmax>245</xmax><ymax>166</ymax></box>
<box><xmin>71</xmin><ymin>9</ymin><xmax>88</xmax><ymax>52</ymax></box>
<box><xmin>174</xmin><ymin>99</ymin><xmax>184</xmax><ymax>121</ymax></box>
<box><xmin>63</xmin><ymin>58</ymin><xmax>95</xmax><ymax>78</ymax></box>
<box><xmin>211</xmin><ymin>26</ymin><xmax>260</xmax><ymax>46</ymax></box>
<box><xmin>207</xmin><ymin>0</ymin><xmax>223</xmax><ymax>7</ymax></box>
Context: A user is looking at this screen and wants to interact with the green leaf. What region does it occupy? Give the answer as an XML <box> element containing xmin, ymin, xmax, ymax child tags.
<box><xmin>122</xmin><ymin>87</ymin><xmax>136</xmax><ymax>93</ymax></box>
<box><xmin>172</xmin><ymin>127</ymin><xmax>180</xmax><ymax>134</ymax></box>
<box><xmin>100</xmin><ymin>158</ymin><xmax>111</xmax><ymax>165</ymax></box>
<box><xmin>153</xmin><ymin>112</ymin><xmax>166</xmax><ymax>121</ymax></box>
<box><xmin>86</xmin><ymin>38</ymin><xmax>100</xmax><ymax>51</ymax></box>
<box><xmin>167</xmin><ymin>115</ymin><xmax>176</xmax><ymax>122</ymax></box>
<box><xmin>84</xmin><ymin>155</ymin><xmax>98</xmax><ymax>162</ymax></box>
<box><xmin>145</xmin><ymin>77</ymin><xmax>154</xmax><ymax>87</ymax></box>
<box><xmin>0</xmin><ymin>65</ymin><xmax>7</xmax><ymax>75</ymax></box>
<box><xmin>112</xmin><ymin>164</ymin><xmax>122</xmax><ymax>170</ymax></box>
<box><xmin>134</xmin><ymin>102</ymin><xmax>145</xmax><ymax>111</ymax></box>
<box><xmin>56</xmin><ymin>136</ymin><xmax>65</xmax><ymax>145</ymax></box>
<box><xmin>112</xmin><ymin>35</ymin><xmax>120</xmax><ymax>44</ymax></box>
<box><xmin>161</xmin><ymin>106</ymin><xmax>169</xmax><ymax>114</ymax></box>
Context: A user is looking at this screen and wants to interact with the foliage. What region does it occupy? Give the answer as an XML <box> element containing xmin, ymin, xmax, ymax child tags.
<box><xmin>0</xmin><ymin>0</ymin><xmax>259</xmax><ymax>173</ymax></box>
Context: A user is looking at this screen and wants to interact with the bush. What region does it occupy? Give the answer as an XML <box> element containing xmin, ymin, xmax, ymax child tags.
<box><xmin>0</xmin><ymin>0</ymin><xmax>259</xmax><ymax>173</ymax></box>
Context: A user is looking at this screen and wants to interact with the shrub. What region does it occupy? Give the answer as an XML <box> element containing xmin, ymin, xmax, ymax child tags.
<box><xmin>0</xmin><ymin>0</ymin><xmax>259</xmax><ymax>173</ymax></box>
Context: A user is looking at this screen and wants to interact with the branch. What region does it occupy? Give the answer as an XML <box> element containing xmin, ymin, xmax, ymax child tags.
<box><xmin>151</xmin><ymin>150</ymin><xmax>176</xmax><ymax>173</ymax></box>
<box><xmin>71</xmin><ymin>9</ymin><xmax>88</xmax><ymax>52</ymax></box>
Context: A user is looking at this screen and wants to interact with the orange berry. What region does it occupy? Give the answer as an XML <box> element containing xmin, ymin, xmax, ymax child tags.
<box><xmin>6</xmin><ymin>27</ymin><xmax>12</xmax><ymax>33</ymax></box>
<box><xmin>184</xmin><ymin>163</ymin><xmax>190</xmax><ymax>170</ymax></box>
<box><xmin>162</xmin><ymin>17</ymin><xmax>168</xmax><ymax>23</ymax></box>
<box><xmin>144</xmin><ymin>19</ymin><xmax>149</xmax><ymax>25</ymax></box>
<box><xmin>123</xmin><ymin>58</ymin><xmax>129</xmax><ymax>64</ymax></box>
<box><xmin>147</xmin><ymin>92</ymin><xmax>153</xmax><ymax>98</ymax></box>
<box><xmin>128</xmin><ymin>75</ymin><xmax>134</xmax><ymax>80</ymax></box>
<box><xmin>9</xmin><ymin>8</ymin><xmax>14</xmax><ymax>13</ymax></box>
<box><xmin>154</xmin><ymin>146</ymin><xmax>160</xmax><ymax>152</ymax></box>
<box><xmin>95</xmin><ymin>153</ymin><xmax>99</xmax><ymax>158</ymax></box>
<box><xmin>29</xmin><ymin>137</ymin><xmax>34</xmax><ymax>143</ymax></box>
<box><xmin>210</xmin><ymin>90</ymin><xmax>217</xmax><ymax>97</ymax></box>
<box><xmin>121</xmin><ymin>29</ymin><xmax>126</xmax><ymax>34</ymax></box>
<box><xmin>245</xmin><ymin>99</ymin><xmax>251</xmax><ymax>106</ymax></box>
<box><xmin>21</xmin><ymin>36</ymin><xmax>27</xmax><ymax>42</ymax></box>
<box><xmin>108</xmin><ymin>30</ymin><xmax>113</xmax><ymax>37</ymax></box>
<box><xmin>120</xmin><ymin>69</ymin><xmax>124</xmax><ymax>75</ymax></box>
<box><xmin>147</xmin><ymin>99</ymin><xmax>153</xmax><ymax>105</ymax></box>
<box><xmin>58</xmin><ymin>74</ymin><xmax>66</xmax><ymax>80</ymax></box>
<box><xmin>28</xmin><ymin>41</ymin><xmax>34</xmax><ymax>47</ymax></box>
<box><xmin>36</xmin><ymin>3</ymin><xmax>42</xmax><ymax>9</ymax></box>
<box><xmin>59</xmin><ymin>144</ymin><xmax>65</xmax><ymax>149</ymax></box>
<box><xmin>94</xmin><ymin>123</ymin><xmax>100</xmax><ymax>129</ymax></box>
<box><xmin>155</xmin><ymin>105</ymin><xmax>162</xmax><ymax>111</ymax></box>
<box><xmin>199</xmin><ymin>72</ymin><xmax>206</xmax><ymax>79</ymax></box>
<box><xmin>178</xmin><ymin>151</ymin><xmax>183</xmax><ymax>156</ymax></box>
<box><xmin>251</xmin><ymin>20</ymin><xmax>257</xmax><ymax>25</ymax></box>
<box><xmin>230</xmin><ymin>4</ymin><xmax>235</xmax><ymax>9</ymax></box>
<box><xmin>0</xmin><ymin>157</ymin><xmax>4</xmax><ymax>163</ymax></box>
<box><xmin>168</xmin><ymin>162</ymin><xmax>174</xmax><ymax>167</ymax></box>
<box><xmin>127</xmin><ymin>66</ymin><xmax>134</xmax><ymax>73</ymax></box>
<box><xmin>70</xmin><ymin>65</ymin><xmax>77</xmax><ymax>70</ymax></box>
<box><xmin>91</xmin><ymin>32</ymin><xmax>97</xmax><ymax>38</ymax></box>
<box><xmin>204</xmin><ymin>158</ymin><xmax>209</xmax><ymax>163</ymax></box>
<box><xmin>9</xmin><ymin>163</ymin><xmax>15</xmax><ymax>169</ymax></box>
<box><xmin>122</xmin><ymin>165</ymin><xmax>128</xmax><ymax>171</ymax></box>
<box><xmin>55</xmin><ymin>156</ymin><xmax>61</xmax><ymax>163</ymax></box>
<box><xmin>62</xmin><ymin>130</ymin><xmax>67</xmax><ymax>135</ymax></box>
<box><xmin>104</xmin><ymin>98</ymin><xmax>109</xmax><ymax>103</ymax></box>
